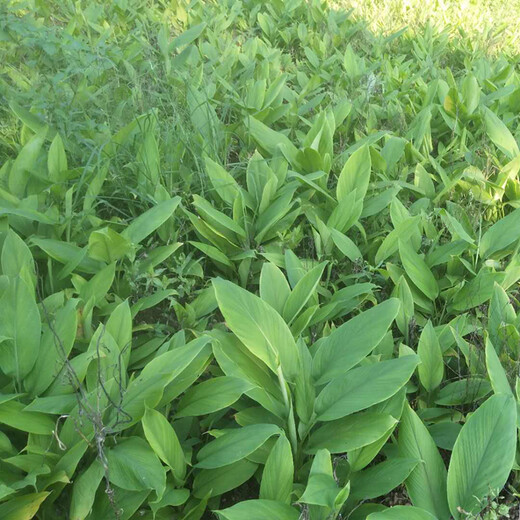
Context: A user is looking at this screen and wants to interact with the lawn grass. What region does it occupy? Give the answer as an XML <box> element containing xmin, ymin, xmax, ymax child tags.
<box><xmin>335</xmin><ymin>0</ymin><xmax>520</xmax><ymax>55</ymax></box>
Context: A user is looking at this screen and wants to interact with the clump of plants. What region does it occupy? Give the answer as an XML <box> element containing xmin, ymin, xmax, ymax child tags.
<box><xmin>0</xmin><ymin>0</ymin><xmax>520</xmax><ymax>519</ymax></box>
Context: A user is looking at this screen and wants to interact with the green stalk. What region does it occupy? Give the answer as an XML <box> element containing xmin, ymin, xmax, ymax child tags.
<box><xmin>276</xmin><ymin>365</ymin><xmax>298</xmax><ymax>455</ymax></box>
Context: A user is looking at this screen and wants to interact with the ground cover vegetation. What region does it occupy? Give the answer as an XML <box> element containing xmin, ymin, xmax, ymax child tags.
<box><xmin>1</xmin><ymin>0</ymin><xmax>520</xmax><ymax>518</ymax></box>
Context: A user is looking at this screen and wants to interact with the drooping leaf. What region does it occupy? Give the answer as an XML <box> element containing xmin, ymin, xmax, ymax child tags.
<box><xmin>106</xmin><ymin>437</ymin><xmax>166</xmax><ymax>497</ymax></box>
<box><xmin>196</xmin><ymin>424</ymin><xmax>281</xmax><ymax>469</ymax></box>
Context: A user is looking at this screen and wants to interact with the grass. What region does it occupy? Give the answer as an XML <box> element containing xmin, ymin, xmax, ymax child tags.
<box><xmin>335</xmin><ymin>0</ymin><xmax>520</xmax><ymax>54</ymax></box>
<box><xmin>0</xmin><ymin>0</ymin><xmax>520</xmax><ymax>519</ymax></box>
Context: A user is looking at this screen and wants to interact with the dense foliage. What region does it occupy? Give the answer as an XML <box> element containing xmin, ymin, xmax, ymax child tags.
<box><xmin>1</xmin><ymin>0</ymin><xmax>520</xmax><ymax>518</ymax></box>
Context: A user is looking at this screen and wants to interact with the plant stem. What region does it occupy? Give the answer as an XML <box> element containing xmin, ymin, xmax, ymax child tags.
<box><xmin>277</xmin><ymin>365</ymin><xmax>298</xmax><ymax>455</ymax></box>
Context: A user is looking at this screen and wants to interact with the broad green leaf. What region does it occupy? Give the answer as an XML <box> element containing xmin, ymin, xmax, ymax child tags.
<box><xmin>435</xmin><ymin>379</ymin><xmax>491</xmax><ymax>406</ymax></box>
<box><xmin>116</xmin><ymin>337</ymin><xmax>212</xmax><ymax>428</ymax></box>
<box><xmin>447</xmin><ymin>394</ymin><xmax>517</xmax><ymax>518</ymax></box>
<box><xmin>23</xmin><ymin>394</ymin><xmax>77</xmax><ymax>414</ymax></box>
<box><xmin>106</xmin><ymin>437</ymin><xmax>166</xmax><ymax>497</ymax></box>
<box><xmin>483</xmin><ymin>106</ymin><xmax>519</xmax><ymax>159</ymax></box>
<box><xmin>216</xmin><ymin>499</ymin><xmax>300</xmax><ymax>520</ymax></box>
<box><xmin>399</xmin><ymin>240</ymin><xmax>439</xmax><ymax>300</ymax></box>
<box><xmin>313</xmin><ymin>299</ymin><xmax>400</xmax><ymax>384</ymax></box>
<box><xmin>194</xmin><ymin>460</ymin><xmax>258</xmax><ymax>499</ymax></box>
<box><xmin>142</xmin><ymin>408</ymin><xmax>186</xmax><ymax>483</ymax></box>
<box><xmin>150</xmin><ymin>485</ymin><xmax>189</xmax><ymax>514</ymax></box>
<box><xmin>196</xmin><ymin>424</ymin><xmax>280</xmax><ymax>469</ymax></box>
<box><xmin>417</xmin><ymin>321</ymin><xmax>444</xmax><ymax>393</ymax></box>
<box><xmin>393</xmin><ymin>276</ymin><xmax>414</xmax><ymax>340</ymax></box>
<box><xmin>350</xmin><ymin>458</ymin><xmax>418</xmax><ymax>500</ymax></box>
<box><xmin>189</xmin><ymin>241</ymin><xmax>233</xmax><ymax>268</ymax></box>
<box><xmin>337</xmin><ymin>145</ymin><xmax>371</xmax><ymax>202</ymax></box>
<box><xmin>488</xmin><ymin>282</ymin><xmax>516</xmax><ymax>353</ymax></box>
<box><xmin>106</xmin><ymin>300</ymin><xmax>132</xmax><ymax>355</ymax></box>
<box><xmin>307</xmin><ymin>412</ymin><xmax>397</xmax><ymax>454</ymax></box>
<box><xmin>439</xmin><ymin>209</ymin><xmax>474</xmax><ymax>244</ymax></box>
<box><xmin>479</xmin><ymin>207</ymin><xmax>520</xmax><ymax>259</ymax></box>
<box><xmin>375</xmin><ymin>216</ymin><xmax>421</xmax><ymax>265</ymax></box>
<box><xmin>0</xmin><ymin>277</ymin><xmax>41</xmax><ymax>382</ymax></box>
<box><xmin>367</xmin><ymin>506</ymin><xmax>438</xmax><ymax>520</ymax></box>
<box><xmin>69</xmin><ymin>460</ymin><xmax>104</xmax><ymax>520</ymax></box>
<box><xmin>246</xmin><ymin>151</ymin><xmax>278</xmax><ymax>208</ymax></box>
<box><xmin>31</xmin><ymin>238</ymin><xmax>103</xmax><ymax>274</ymax></box>
<box><xmin>9</xmin><ymin>132</ymin><xmax>45</xmax><ymax>197</ymax></box>
<box><xmin>0</xmin><ymin>492</ymin><xmax>50</xmax><ymax>520</ymax></box>
<box><xmin>0</xmin><ymin>400</ymin><xmax>54</xmax><ymax>434</ymax></box>
<box><xmin>282</xmin><ymin>261</ymin><xmax>326</xmax><ymax>323</ymax></box>
<box><xmin>187</xmin><ymin>86</ymin><xmax>221</xmax><ymax>146</ymax></box>
<box><xmin>9</xmin><ymin>100</ymin><xmax>54</xmax><ymax>137</ymax></box>
<box><xmin>451</xmin><ymin>270</ymin><xmax>505</xmax><ymax>311</ymax></box>
<box><xmin>213</xmin><ymin>339</ymin><xmax>285</xmax><ymax>419</ymax></box>
<box><xmin>247</xmin><ymin>117</ymin><xmax>299</xmax><ymax>166</ymax></box>
<box><xmin>25</xmin><ymin>299</ymin><xmax>77</xmax><ymax>396</ymax></box>
<box><xmin>88</xmin><ymin>487</ymin><xmax>149</xmax><ymax>520</ymax></box>
<box><xmin>428</xmin><ymin>421</ymin><xmax>462</xmax><ymax>451</ymax></box>
<box><xmin>170</xmin><ymin>22</ymin><xmax>207</xmax><ymax>50</ymax></box>
<box><xmin>176</xmin><ymin>376</ymin><xmax>254</xmax><ymax>417</ymax></box>
<box><xmin>315</xmin><ymin>355</ymin><xmax>419</xmax><ymax>421</ymax></box>
<box><xmin>212</xmin><ymin>278</ymin><xmax>299</xmax><ymax>380</ymax></box>
<box><xmin>260</xmin><ymin>263</ymin><xmax>291</xmax><ymax>315</ymax></box>
<box><xmin>192</xmin><ymin>194</ymin><xmax>246</xmax><ymax>239</ymax></box>
<box><xmin>485</xmin><ymin>338</ymin><xmax>512</xmax><ymax>395</ymax></box>
<box><xmin>48</xmin><ymin>133</ymin><xmax>68</xmax><ymax>182</ymax></box>
<box><xmin>414</xmin><ymin>164</ymin><xmax>435</xmax><ymax>199</ymax></box>
<box><xmin>260</xmin><ymin>434</ymin><xmax>293</xmax><ymax>503</ymax></box>
<box><xmin>299</xmin><ymin>449</ymin><xmax>339</xmax><ymax>509</ymax></box>
<box><xmin>203</xmin><ymin>156</ymin><xmax>240</xmax><ymax>205</ymax></box>
<box><xmin>399</xmin><ymin>403</ymin><xmax>450</xmax><ymax>519</ymax></box>
<box><xmin>122</xmin><ymin>197</ymin><xmax>181</xmax><ymax>245</ymax></box>
<box><xmin>330</xmin><ymin>228</ymin><xmax>362</xmax><ymax>260</ymax></box>
<box><xmin>327</xmin><ymin>191</ymin><xmax>363</xmax><ymax>233</ymax></box>
<box><xmin>1</xmin><ymin>230</ymin><xmax>35</xmax><ymax>290</ymax></box>
<box><xmin>462</xmin><ymin>74</ymin><xmax>480</xmax><ymax>115</ymax></box>
<box><xmin>79</xmin><ymin>262</ymin><xmax>115</xmax><ymax>307</ymax></box>
<box><xmin>88</xmin><ymin>227</ymin><xmax>131</xmax><ymax>263</ymax></box>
